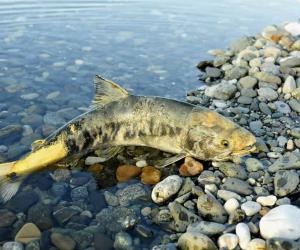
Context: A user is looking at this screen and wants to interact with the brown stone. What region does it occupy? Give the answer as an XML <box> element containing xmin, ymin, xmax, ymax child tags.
<box><xmin>141</xmin><ymin>166</ymin><xmax>161</xmax><ymax>185</ymax></box>
<box><xmin>116</xmin><ymin>165</ymin><xmax>142</xmax><ymax>182</ymax></box>
<box><xmin>88</xmin><ymin>163</ymin><xmax>104</xmax><ymax>174</ymax></box>
<box><xmin>51</xmin><ymin>232</ymin><xmax>76</xmax><ymax>250</ymax></box>
<box><xmin>179</xmin><ymin>157</ymin><xmax>204</xmax><ymax>176</ymax></box>
<box><xmin>15</xmin><ymin>223</ymin><xmax>41</xmax><ymax>244</ymax></box>
<box><xmin>259</xmin><ymin>207</ymin><xmax>270</xmax><ymax>217</ymax></box>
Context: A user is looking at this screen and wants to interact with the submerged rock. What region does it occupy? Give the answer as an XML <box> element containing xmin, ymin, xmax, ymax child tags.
<box><xmin>177</xmin><ymin>231</ymin><xmax>218</xmax><ymax>250</ymax></box>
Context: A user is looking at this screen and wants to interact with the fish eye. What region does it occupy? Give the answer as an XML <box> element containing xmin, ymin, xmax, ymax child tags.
<box><xmin>221</xmin><ymin>140</ymin><xmax>230</xmax><ymax>148</ymax></box>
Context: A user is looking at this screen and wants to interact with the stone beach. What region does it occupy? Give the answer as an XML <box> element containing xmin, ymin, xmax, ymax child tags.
<box><xmin>1</xmin><ymin>21</ymin><xmax>300</xmax><ymax>250</ymax></box>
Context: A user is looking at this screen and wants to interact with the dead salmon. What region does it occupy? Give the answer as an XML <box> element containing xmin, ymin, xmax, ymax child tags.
<box><xmin>0</xmin><ymin>75</ymin><xmax>256</xmax><ymax>202</ymax></box>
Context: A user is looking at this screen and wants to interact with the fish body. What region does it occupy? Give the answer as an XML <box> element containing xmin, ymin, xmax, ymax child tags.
<box><xmin>0</xmin><ymin>76</ymin><xmax>256</xmax><ymax>201</ymax></box>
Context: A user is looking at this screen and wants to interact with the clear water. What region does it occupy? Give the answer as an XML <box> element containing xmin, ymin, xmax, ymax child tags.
<box><xmin>0</xmin><ymin>0</ymin><xmax>299</xmax><ymax>248</ymax></box>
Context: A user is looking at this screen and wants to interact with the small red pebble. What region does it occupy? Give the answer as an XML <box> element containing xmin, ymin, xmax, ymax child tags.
<box><xmin>179</xmin><ymin>156</ymin><xmax>203</xmax><ymax>176</ymax></box>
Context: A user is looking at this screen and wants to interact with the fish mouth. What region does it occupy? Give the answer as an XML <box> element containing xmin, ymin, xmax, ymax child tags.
<box><xmin>230</xmin><ymin>144</ymin><xmax>257</xmax><ymax>156</ymax></box>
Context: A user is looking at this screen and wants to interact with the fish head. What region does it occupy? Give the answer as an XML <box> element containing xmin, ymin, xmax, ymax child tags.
<box><xmin>184</xmin><ymin>108</ymin><xmax>256</xmax><ymax>162</ymax></box>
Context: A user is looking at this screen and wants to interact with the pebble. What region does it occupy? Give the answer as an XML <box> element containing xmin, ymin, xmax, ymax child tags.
<box><xmin>20</xmin><ymin>93</ymin><xmax>39</xmax><ymax>100</ymax></box>
<box><xmin>239</xmin><ymin>76</ymin><xmax>258</xmax><ymax>89</ymax></box>
<box><xmin>151</xmin><ymin>175</ymin><xmax>182</xmax><ymax>203</ymax></box>
<box><xmin>246</xmin><ymin>238</ymin><xmax>266</xmax><ymax>250</ymax></box>
<box><xmin>275</xmin><ymin>101</ymin><xmax>291</xmax><ymax>114</ymax></box>
<box><xmin>3</xmin><ymin>242</ymin><xmax>24</xmax><ymax>250</ymax></box>
<box><xmin>15</xmin><ymin>223</ymin><xmax>41</xmax><ymax>244</ymax></box>
<box><xmin>280</xmin><ymin>56</ymin><xmax>300</xmax><ymax>67</ymax></box>
<box><xmin>114</xmin><ymin>231</ymin><xmax>133</xmax><ymax>250</ymax></box>
<box><xmin>274</xmin><ymin>170</ymin><xmax>299</xmax><ymax>196</ymax></box>
<box><xmin>179</xmin><ymin>157</ymin><xmax>203</xmax><ymax>176</ymax></box>
<box><xmin>197</xmin><ymin>192</ymin><xmax>228</xmax><ymax>223</ymax></box>
<box><xmin>187</xmin><ymin>221</ymin><xmax>226</xmax><ymax>236</ymax></box>
<box><xmin>51</xmin><ymin>232</ymin><xmax>76</xmax><ymax>250</ymax></box>
<box><xmin>218</xmin><ymin>233</ymin><xmax>239</xmax><ymax>250</ymax></box>
<box><xmin>282</xmin><ymin>75</ymin><xmax>296</xmax><ymax>94</ymax></box>
<box><xmin>256</xmin><ymin>195</ymin><xmax>277</xmax><ymax>206</ymax></box>
<box><xmin>236</xmin><ymin>223</ymin><xmax>251</xmax><ymax>250</ymax></box>
<box><xmin>205</xmin><ymin>82</ymin><xmax>237</xmax><ymax>100</ymax></box>
<box><xmin>217</xmin><ymin>190</ymin><xmax>242</xmax><ymax>201</ymax></box>
<box><xmin>222</xmin><ymin>177</ymin><xmax>253</xmax><ymax>195</ymax></box>
<box><xmin>288</xmin><ymin>99</ymin><xmax>300</xmax><ymax>112</ymax></box>
<box><xmin>266</xmin><ymin>238</ymin><xmax>300</xmax><ymax>250</ymax></box>
<box><xmin>245</xmin><ymin>158</ymin><xmax>264</xmax><ymax>172</ymax></box>
<box><xmin>257</xmin><ymin>87</ymin><xmax>278</xmax><ymax>101</ymax></box>
<box><xmin>224</xmin><ymin>198</ymin><xmax>240</xmax><ymax>214</ymax></box>
<box><xmin>136</xmin><ymin>160</ymin><xmax>147</xmax><ymax>168</ymax></box>
<box><xmin>141</xmin><ymin>166</ymin><xmax>161</xmax><ymax>185</ymax></box>
<box><xmin>0</xmin><ymin>209</ymin><xmax>17</xmax><ymax>228</ymax></box>
<box><xmin>241</xmin><ymin>201</ymin><xmax>261</xmax><ymax>216</ymax></box>
<box><xmin>84</xmin><ymin>156</ymin><xmax>104</xmax><ymax>165</ymax></box>
<box><xmin>116</xmin><ymin>165</ymin><xmax>142</xmax><ymax>182</ymax></box>
<box><xmin>177</xmin><ymin>231</ymin><xmax>217</xmax><ymax>250</ymax></box>
<box><xmin>259</xmin><ymin>205</ymin><xmax>300</xmax><ymax>240</ymax></box>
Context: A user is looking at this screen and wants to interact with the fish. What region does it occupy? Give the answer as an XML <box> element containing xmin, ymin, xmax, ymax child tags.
<box><xmin>0</xmin><ymin>75</ymin><xmax>256</xmax><ymax>202</ymax></box>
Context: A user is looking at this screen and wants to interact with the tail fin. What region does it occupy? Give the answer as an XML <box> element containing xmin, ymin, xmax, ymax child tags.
<box><xmin>0</xmin><ymin>161</ymin><xmax>23</xmax><ymax>203</ymax></box>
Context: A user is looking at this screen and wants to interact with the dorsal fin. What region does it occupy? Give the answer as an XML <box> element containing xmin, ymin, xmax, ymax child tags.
<box><xmin>92</xmin><ymin>75</ymin><xmax>129</xmax><ymax>107</ymax></box>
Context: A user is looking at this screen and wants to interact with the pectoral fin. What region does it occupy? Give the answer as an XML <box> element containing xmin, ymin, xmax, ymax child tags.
<box><xmin>94</xmin><ymin>146</ymin><xmax>123</xmax><ymax>162</ymax></box>
<box><xmin>153</xmin><ymin>153</ymin><xmax>186</xmax><ymax>169</ymax></box>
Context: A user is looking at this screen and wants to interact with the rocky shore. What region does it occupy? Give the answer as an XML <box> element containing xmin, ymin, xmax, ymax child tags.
<box><xmin>2</xmin><ymin>22</ymin><xmax>300</xmax><ymax>250</ymax></box>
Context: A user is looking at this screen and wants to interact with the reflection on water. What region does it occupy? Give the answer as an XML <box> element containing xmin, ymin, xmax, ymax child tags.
<box><xmin>0</xmin><ymin>0</ymin><xmax>299</xmax><ymax>248</ymax></box>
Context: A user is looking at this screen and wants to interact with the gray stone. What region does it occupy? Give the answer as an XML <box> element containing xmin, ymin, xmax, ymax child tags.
<box><xmin>53</xmin><ymin>207</ymin><xmax>80</xmax><ymax>225</ymax></box>
<box><xmin>257</xmin><ymin>87</ymin><xmax>278</xmax><ymax>101</ymax></box>
<box><xmin>51</xmin><ymin>233</ymin><xmax>76</xmax><ymax>250</ymax></box>
<box><xmin>187</xmin><ymin>221</ymin><xmax>226</xmax><ymax>236</ymax></box>
<box><xmin>168</xmin><ymin>201</ymin><xmax>200</xmax><ymax>232</ymax></box>
<box><xmin>205</xmin><ymin>67</ymin><xmax>222</xmax><ymax>78</ymax></box>
<box><xmin>283</xmin><ymin>76</ymin><xmax>297</xmax><ymax>94</ymax></box>
<box><xmin>225</xmin><ymin>66</ymin><xmax>248</xmax><ymax>80</ymax></box>
<box><xmin>197</xmin><ymin>192</ymin><xmax>228</xmax><ymax>223</ymax></box>
<box><xmin>116</xmin><ymin>183</ymin><xmax>147</xmax><ymax>206</ymax></box>
<box><xmin>0</xmin><ymin>209</ymin><xmax>17</xmax><ymax>228</ymax></box>
<box><xmin>27</xmin><ymin>203</ymin><xmax>53</xmax><ymax>230</ymax></box>
<box><xmin>240</xmin><ymin>88</ymin><xmax>257</xmax><ymax>98</ymax></box>
<box><xmin>274</xmin><ymin>170</ymin><xmax>299</xmax><ymax>197</ymax></box>
<box><xmin>280</xmin><ymin>56</ymin><xmax>300</xmax><ymax>67</ymax></box>
<box><xmin>253</xmin><ymin>72</ymin><xmax>281</xmax><ymax>84</ymax></box>
<box><xmin>205</xmin><ymin>82</ymin><xmax>237</xmax><ymax>100</ymax></box>
<box><xmin>71</xmin><ymin>186</ymin><xmax>88</xmax><ymax>201</ymax></box>
<box><xmin>230</xmin><ymin>36</ymin><xmax>254</xmax><ymax>53</ymax></box>
<box><xmin>3</xmin><ymin>242</ymin><xmax>23</xmax><ymax>250</ymax></box>
<box><xmin>259</xmin><ymin>102</ymin><xmax>272</xmax><ymax>115</ymax></box>
<box><xmin>178</xmin><ymin>231</ymin><xmax>218</xmax><ymax>250</ymax></box>
<box><xmin>289</xmin><ymin>99</ymin><xmax>300</xmax><ymax>112</ymax></box>
<box><xmin>113</xmin><ymin>231</ymin><xmax>133</xmax><ymax>250</ymax></box>
<box><xmin>239</xmin><ymin>76</ymin><xmax>258</xmax><ymax>89</ymax></box>
<box><xmin>268</xmin><ymin>152</ymin><xmax>300</xmax><ymax>172</ymax></box>
<box><xmin>213</xmin><ymin>162</ymin><xmax>247</xmax><ymax>179</ymax></box>
<box><xmin>104</xmin><ymin>191</ymin><xmax>119</xmax><ymax>206</ymax></box>
<box><xmin>275</xmin><ymin>101</ymin><xmax>291</xmax><ymax>114</ymax></box>
<box><xmin>266</xmin><ymin>238</ymin><xmax>300</xmax><ymax>250</ymax></box>
<box><xmin>71</xmin><ymin>230</ymin><xmax>93</xmax><ymax>249</ymax></box>
<box><xmin>245</xmin><ymin>158</ymin><xmax>264</xmax><ymax>172</ymax></box>
<box><xmin>237</xmin><ymin>96</ymin><xmax>253</xmax><ymax>104</ymax></box>
<box><xmin>222</xmin><ymin>178</ymin><xmax>253</xmax><ymax>195</ymax></box>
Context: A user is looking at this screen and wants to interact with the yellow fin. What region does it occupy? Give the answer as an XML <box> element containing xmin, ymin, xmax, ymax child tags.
<box><xmin>31</xmin><ymin>139</ymin><xmax>46</xmax><ymax>151</ymax></box>
<box><xmin>0</xmin><ymin>161</ymin><xmax>22</xmax><ymax>203</ymax></box>
<box><xmin>92</xmin><ymin>75</ymin><xmax>129</xmax><ymax>107</ymax></box>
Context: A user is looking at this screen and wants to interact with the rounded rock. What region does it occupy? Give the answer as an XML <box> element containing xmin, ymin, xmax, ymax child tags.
<box><xmin>259</xmin><ymin>205</ymin><xmax>300</xmax><ymax>240</ymax></box>
<box><xmin>116</xmin><ymin>165</ymin><xmax>142</xmax><ymax>182</ymax></box>
<box><xmin>51</xmin><ymin>232</ymin><xmax>76</xmax><ymax>250</ymax></box>
<box><xmin>224</xmin><ymin>198</ymin><xmax>240</xmax><ymax>214</ymax></box>
<box><xmin>113</xmin><ymin>231</ymin><xmax>133</xmax><ymax>250</ymax></box>
<box><xmin>3</xmin><ymin>242</ymin><xmax>23</xmax><ymax>250</ymax></box>
<box><xmin>218</xmin><ymin>233</ymin><xmax>239</xmax><ymax>250</ymax></box>
<box><xmin>151</xmin><ymin>175</ymin><xmax>182</xmax><ymax>203</ymax></box>
<box><xmin>241</xmin><ymin>201</ymin><xmax>261</xmax><ymax>216</ymax></box>
<box><xmin>178</xmin><ymin>231</ymin><xmax>217</xmax><ymax>250</ymax></box>
<box><xmin>179</xmin><ymin>157</ymin><xmax>203</xmax><ymax>176</ymax></box>
<box><xmin>247</xmin><ymin>238</ymin><xmax>266</xmax><ymax>250</ymax></box>
<box><xmin>236</xmin><ymin>223</ymin><xmax>251</xmax><ymax>250</ymax></box>
<box><xmin>141</xmin><ymin>166</ymin><xmax>161</xmax><ymax>185</ymax></box>
<box><xmin>256</xmin><ymin>195</ymin><xmax>277</xmax><ymax>207</ymax></box>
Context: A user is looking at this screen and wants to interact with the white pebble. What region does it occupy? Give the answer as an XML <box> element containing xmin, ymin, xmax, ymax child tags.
<box><xmin>218</xmin><ymin>233</ymin><xmax>238</xmax><ymax>250</ymax></box>
<box><xmin>135</xmin><ymin>160</ymin><xmax>147</xmax><ymax>168</ymax></box>
<box><xmin>256</xmin><ymin>195</ymin><xmax>277</xmax><ymax>207</ymax></box>
<box><xmin>217</xmin><ymin>190</ymin><xmax>242</xmax><ymax>201</ymax></box>
<box><xmin>224</xmin><ymin>198</ymin><xmax>240</xmax><ymax>214</ymax></box>
<box><xmin>3</xmin><ymin>242</ymin><xmax>23</xmax><ymax>250</ymax></box>
<box><xmin>259</xmin><ymin>205</ymin><xmax>300</xmax><ymax>240</ymax></box>
<box><xmin>151</xmin><ymin>175</ymin><xmax>182</xmax><ymax>203</ymax></box>
<box><xmin>246</xmin><ymin>238</ymin><xmax>266</xmax><ymax>250</ymax></box>
<box><xmin>241</xmin><ymin>201</ymin><xmax>261</xmax><ymax>216</ymax></box>
<box><xmin>85</xmin><ymin>156</ymin><xmax>105</xmax><ymax>165</ymax></box>
<box><xmin>236</xmin><ymin>223</ymin><xmax>251</xmax><ymax>250</ymax></box>
<box><xmin>205</xmin><ymin>184</ymin><xmax>218</xmax><ymax>193</ymax></box>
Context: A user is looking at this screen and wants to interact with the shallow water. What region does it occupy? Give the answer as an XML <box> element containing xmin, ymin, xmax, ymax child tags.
<box><xmin>0</xmin><ymin>0</ymin><xmax>300</xmax><ymax>248</ymax></box>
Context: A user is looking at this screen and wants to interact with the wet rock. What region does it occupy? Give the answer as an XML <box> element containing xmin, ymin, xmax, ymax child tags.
<box><xmin>268</xmin><ymin>152</ymin><xmax>300</xmax><ymax>172</ymax></box>
<box><xmin>230</xmin><ymin>36</ymin><xmax>254</xmax><ymax>53</ymax></box>
<box><xmin>266</xmin><ymin>238</ymin><xmax>300</xmax><ymax>250</ymax></box>
<box><xmin>253</xmin><ymin>72</ymin><xmax>281</xmax><ymax>84</ymax></box>
<box><xmin>3</xmin><ymin>242</ymin><xmax>24</xmax><ymax>250</ymax></box>
<box><xmin>222</xmin><ymin>177</ymin><xmax>253</xmax><ymax>195</ymax></box>
<box><xmin>94</xmin><ymin>232</ymin><xmax>114</xmax><ymax>250</ymax></box>
<box><xmin>71</xmin><ymin>186</ymin><xmax>88</xmax><ymax>201</ymax></box>
<box><xmin>25</xmin><ymin>240</ymin><xmax>40</xmax><ymax>250</ymax></box>
<box><xmin>7</xmin><ymin>191</ymin><xmax>39</xmax><ymax>213</ymax></box>
<box><xmin>53</xmin><ymin>207</ymin><xmax>80</xmax><ymax>225</ymax></box>
<box><xmin>236</xmin><ymin>223</ymin><xmax>251</xmax><ymax>249</ymax></box>
<box><xmin>151</xmin><ymin>175</ymin><xmax>182</xmax><ymax>203</ymax></box>
<box><xmin>245</xmin><ymin>158</ymin><xmax>264</xmax><ymax>172</ymax></box>
<box><xmin>116</xmin><ymin>183</ymin><xmax>148</xmax><ymax>206</ymax></box>
<box><xmin>187</xmin><ymin>221</ymin><xmax>226</xmax><ymax>236</ymax></box>
<box><xmin>205</xmin><ymin>67</ymin><xmax>222</xmax><ymax>78</ymax></box>
<box><xmin>179</xmin><ymin>157</ymin><xmax>203</xmax><ymax>176</ymax></box>
<box><xmin>85</xmin><ymin>156</ymin><xmax>104</xmax><ymax>165</ymax></box>
<box><xmin>168</xmin><ymin>201</ymin><xmax>200</xmax><ymax>232</ymax></box>
<box><xmin>113</xmin><ymin>231</ymin><xmax>133</xmax><ymax>250</ymax></box>
<box><xmin>288</xmin><ymin>99</ymin><xmax>300</xmax><ymax>112</ymax></box>
<box><xmin>71</xmin><ymin>230</ymin><xmax>93</xmax><ymax>249</ymax></box>
<box><xmin>0</xmin><ymin>124</ymin><xmax>22</xmax><ymax>142</ymax></box>
<box><xmin>224</xmin><ymin>198</ymin><xmax>240</xmax><ymax>214</ymax></box>
<box><xmin>279</xmin><ymin>56</ymin><xmax>300</xmax><ymax>67</ymax></box>
<box><xmin>116</xmin><ymin>165</ymin><xmax>142</xmax><ymax>182</ymax></box>
<box><xmin>205</xmin><ymin>82</ymin><xmax>237</xmax><ymax>100</ymax></box>
<box><xmin>141</xmin><ymin>166</ymin><xmax>161</xmax><ymax>185</ymax></box>
<box><xmin>225</xmin><ymin>66</ymin><xmax>248</xmax><ymax>80</ymax></box>
<box><xmin>274</xmin><ymin>170</ymin><xmax>299</xmax><ymax>196</ymax></box>
<box><xmin>89</xmin><ymin>191</ymin><xmax>107</xmax><ymax>213</ymax></box>
<box><xmin>213</xmin><ymin>162</ymin><xmax>247</xmax><ymax>179</ymax></box>
<box><xmin>259</xmin><ymin>205</ymin><xmax>300</xmax><ymax>239</ymax></box>
<box><xmin>0</xmin><ymin>209</ymin><xmax>17</xmax><ymax>228</ymax></box>
<box><xmin>239</xmin><ymin>76</ymin><xmax>258</xmax><ymax>89</ymax></box>
<box><xmin>197</xmin><ymin>192</ymin><xmax>228</xmax><ymax>223</ymax></box>
<box><xmin>104</xmin><ymin>191</ymin><xmax>119</xmax><ymax>206</ymax></box>
<box><xmin>15</xmin><ymin>223</ymin><xmax>41</xmax><ymax>244</ymax></box>
<box><xmin>217</xmin><ymin>190</ymin><xmax>242</xmax><ymax>201</ymax></box>
<box><xmin>177</xmin><ymin>231</ymin><xmax>218</xmax><ymax>250</ymax></box>
<box><xmin>218</xmin><ymin>233</ymin><xmax>239</xmax><ymax>250</ymax></box>
<box><xmin>257</xmin><ymin>87</ymin><xmax>278</xmax><ymax>101</ymax></box>
<box><xmin>50</xmin><ymin>232</ymin><xmax>76</xmax><ymax>250</ymax></box>
<box><xmin>241</xmin><ymin>201</ymin><xmax>261</xmax><ymax>216</ymax></box>
<box><xmin>51</xmin><ymin>169</ymin><xmax>71</xmax><ymax>182</ymax></box>
<box><xmin>21</xmin><ymin>93</ymin><xmax>39</xmax><ymax>100</ymax></box>
<box><xmin>283</xmin><ymin>76</ymin><xmax>296</xmax><ymax>94</ymax></box>
<box><xmin>27</xmin><ymin>203</ymin><xmax>53</xmax><ymax>230</ymax></box>
<box><xmin>275</xmin><ymin>101</ymin><xmax>291</xmax><ymax>114</ymax></box>
<box><xmin>51</xmin><ymin>183</ymin><xmax>69</xmax><ymax>197</ymax></box>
